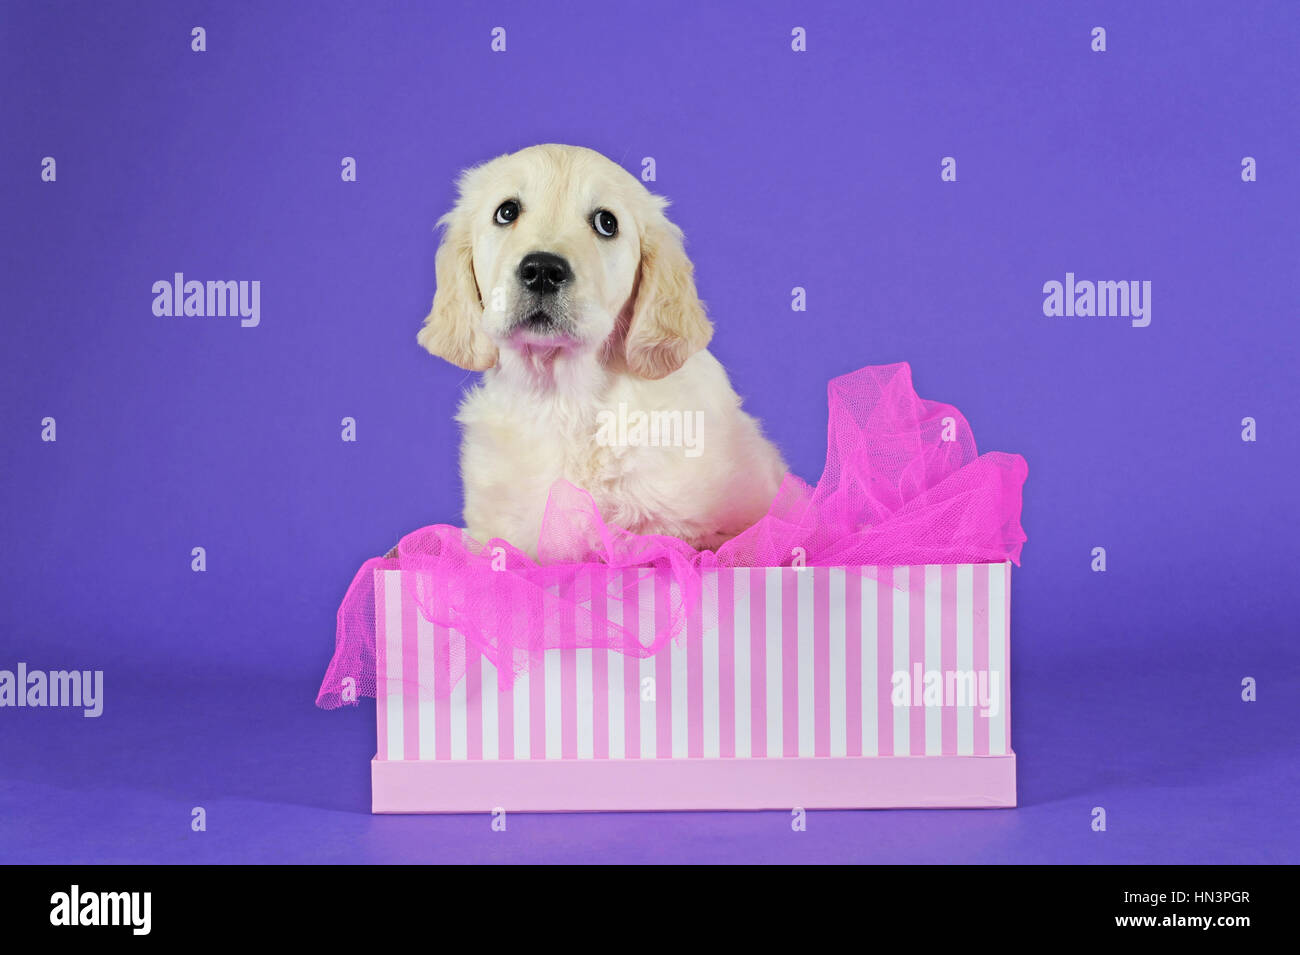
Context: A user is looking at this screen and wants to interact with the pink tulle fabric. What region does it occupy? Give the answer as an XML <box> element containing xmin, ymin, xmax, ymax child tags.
<box><xmin>316</xmin><ymin>363</ymin><xmax>1027</xmax><ymax>708</ymax></box>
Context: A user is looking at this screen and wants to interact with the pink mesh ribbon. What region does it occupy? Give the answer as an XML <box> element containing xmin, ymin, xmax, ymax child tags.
<box><xmin>316</xmin><ymin>363</ymin><xmax>1027</xmax><ymax>707</ymax></box>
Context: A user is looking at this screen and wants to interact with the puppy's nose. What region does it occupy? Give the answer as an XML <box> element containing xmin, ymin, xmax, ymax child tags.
<box><xmin>518</xmin><ymin>252</ymin><xmax>572</xmax><ymax>296</ymax></box>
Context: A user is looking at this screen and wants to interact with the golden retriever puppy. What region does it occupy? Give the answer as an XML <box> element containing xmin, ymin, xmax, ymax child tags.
<box><xmin>418</xmin><ymin>144</ymin><xmax>785</xmax><ymax>558</ymax></box>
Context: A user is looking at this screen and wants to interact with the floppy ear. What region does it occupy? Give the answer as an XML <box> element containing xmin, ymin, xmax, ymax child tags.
<box><xmin>417</xmin><ymin>205</ymin><xmax>498</xmax><ymax>371</ymax></box>
<box><xmin>624</xmin><ymin>206</ymin><xmax>713</xmax><ymax>380</ymax></box>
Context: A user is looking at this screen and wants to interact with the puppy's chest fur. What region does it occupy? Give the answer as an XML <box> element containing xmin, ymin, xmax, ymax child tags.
<box><xmin>452</xmin><ymin>352</ymin><xmax>786</xmax><ymax>556</ymax></box>
<box><xmin>466</xmin><ymin>390</ymin><xmax>623</xmax><ymax>489</ymax></box>
<box><xmin>456</xmin><ymin>379</ymin><xmax>654</xmax><ymax>545</ymax></box>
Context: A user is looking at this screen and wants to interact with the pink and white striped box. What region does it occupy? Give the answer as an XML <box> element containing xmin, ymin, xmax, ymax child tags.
<box><xmin>371</xmin><ymin>563</ymin><xmax>1014</xmax><ymax>812</ymax></box>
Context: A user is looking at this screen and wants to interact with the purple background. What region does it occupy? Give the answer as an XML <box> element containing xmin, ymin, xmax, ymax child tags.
<box><xmin>3</xmin><ymin>0</ymin><xmax>1297</xmax><ymax>863</ymax></box>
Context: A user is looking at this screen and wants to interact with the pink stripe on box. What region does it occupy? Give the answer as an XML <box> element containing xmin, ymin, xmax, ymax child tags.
<box><xmin>498</xmin><ymin>654</ymin><xmax>514</xmax><ymax>761</ymax></box>
<box><xmin>813</xmin><ymin>567</ymin><xmax>831</xmax><ymax>757</ymax></box>
<box><xmin>591</xmin><ymin>568</ymin><xmax>609</xmax><ymax>759</ymax></box>
<box><xmin>560</xmin><ymin>577</ymin><xmax>577</xmax><ymax>761</ymax></box>
<box><xmin>401</xmin><ymin>578</ymin><xmax>420</xmax><ymax>760</ymax></box>
<box><xmin>430</xmin><ymin>576</ymin><xmax>449</xmax><ymax>760</ymax></box>
<box><xmin>781</xmin><ymin>571</ymin><xmax>798</xmax><ymax>758</ymax></box>
<box><xmin>749</xmin><ymin>568</ymin><xmax>766</xmax><ymax>758</ymax></box>
<box><xmin>718</xmin><ymin>568</ymin><xmax>735</xmax><ymax>759</ymax></box>
<box><xmin>687</xmin><ymin>578</ymin><xmax>704</xmax><ymax>759</ymax></box>
<box><xmin>623</xmin><ymin>569</ymin><xmax>640</xmax><ymax>760</ymax></box>
<box><xmin>433</xmin><ymin>627</ymin><xmax>450</xmax><ymax>760</ymax></box>
<box><xmin>529</xmin><ymin>586</ymin><xmax>546</xmax><ymax>761</ymax></box>
<box><xmin>654</xmin><ymin>568</ymin><xmax>672</xmax><ymax>758</ymax></box>
<box><xmin>465</xmin><ymin>637</ymin><xmax>482</xmax><ymax>762</ymax></box>
<box><xmin>973</xmin><ymin>563</ymin><xmax>990</xmax><ymax>756</ymax></box>
<box><xmin>941</xmin><ymin>564</ymin><xmax>958</xmax><ymax>755</ymax></box>
<box><xmin>908</xmin><ymin>565</ymin><xmax>926</xmax><ymax>756</ymax></box>
<box><xmin>876</xmin><ymin>571</ymin><xmax>893</xmax><ymax>756</ymax></box>
<box><xmin>375</xmin><ymin>572</ymin><xmax>389</xmax><ymax>760</ymax></box>
<box><xmin>1004</xmin><ymin>564</ymin><xmax>1012</xmax><ymax>753</ymax></box>
<box><xmin>845</xmin><ymin>568</ymin><xmax>862</xmax><ymax>757</ymax></box>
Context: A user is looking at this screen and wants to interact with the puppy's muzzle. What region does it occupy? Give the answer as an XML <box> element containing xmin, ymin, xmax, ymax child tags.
<box><xmin>517</xmin><ymin>251</ymin><xmax>572</xmax><ymax>296</ymax></box>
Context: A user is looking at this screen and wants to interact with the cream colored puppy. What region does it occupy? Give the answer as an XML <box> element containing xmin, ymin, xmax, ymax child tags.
<box><xmin>419</xmin><ymin>144</ymin><xmax>785</xmax><ymax>558</ymax></box>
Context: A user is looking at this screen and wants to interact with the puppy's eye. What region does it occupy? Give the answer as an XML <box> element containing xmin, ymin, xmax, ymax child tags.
<box><xmin>592</xmin><ymin>209</ymin><xmax>618</xmax><ymax>237</ymax></box>
<box><xmin>494</xmin><ymin>200</ymin><xmax>520</xmax><ymax>225</ymax></box>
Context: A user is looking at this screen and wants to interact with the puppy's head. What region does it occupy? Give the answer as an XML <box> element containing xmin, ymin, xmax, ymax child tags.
<box><xmin>418</xmin><ymin>144</ymin><xmax>712</xmax><ymax>380</ymax></box>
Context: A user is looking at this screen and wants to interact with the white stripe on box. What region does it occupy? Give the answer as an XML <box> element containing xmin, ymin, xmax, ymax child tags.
<box><xmin>576</xmin><ymin>647</ymin><xmax>594</xmax><ymax>759</ymax></box>
<box><xmin>987</xmin><ymin>562</ymin><xmax>1008</xmax><ymax>755</ymax></box>
<box><xmin>797</xmin><ymin>568</ymin><xmax>815</xmax><ymax>757</ymax></box>
<box><xmin>829</xmin><ymin>567</ymin><xmax>847</xmax><ymax>757</ymax></box>
<box><xmin>383</xmin><ymin>571</ymin><xmax>404</xmax><ymax>761</ymax></box>
<box><xmin>733</xmin><ymin>568</ymin><xmax>752</xmax><ymax>759</ymax></box>
<box><xmin>861</xmin><ymin>570</ymin><xmax>878</xmax><ymax>756</ymax></box>
<box><xmin>543</xmin><ymin>584</ymin><xmax>561</xmax><ymax>760</ymax></box>
<box><xmin>956</xmin><ymin>564</ymin><xmax>974</xmax><ymax>756</ymax></box>
<box><xmin>449</xmin><ymin>630</ymin><xmax>467</xmax><ymax>761</ymax></box>
<box><xmin>892</xmin><ymin>566</ymin><xmax>910</xmax><ymax>756</ymax></box>
<box><xmin>924</xmin><ymin>564</ymin><xmax>942</xmax><ymax>756</ymax></box>
<box><xmin>765</xmin><ymin>567</ymin><xmax>783</xmax><ymax>758</ymax></box>
<box><xmin>513</xmin><ymin>668</ymin><xmax>530</xmax><ymax>761</ymax></box>
<box><xmin>639</xmin><ymin>648</ymin><xmax>655</xmax><ymax>758</ymax></box>
<box><xmin>608</xmin><ymin>575</ymin><xmax>625</xmax><ymax>759</ymax></box>
<box><xmin>481</xmin><ymin>652</ymin><xmax>498</xmax><ymax>760</ymax></box>
<box><xmin>544</xmin><ymin>647</ymin><xmax>561</xmax><ymax>760</ymax></box>
<box><xmin>671</xmin><ymin>577</ymin><xmax>688</xmax><ymax>759</ymax></box>
<box><xmin>639</xmin><ymin>573</ymin><xmax>656</xmax><ymax>759</ymax></box>
<box><xmin>702</xmin><ymin>570</ymin><xmax>720</xmax><ymax>758</ymax></box>
<box><xmin>417</xmin><ymin>608</ymin><xmax>436</xmax><ymax>760</ymax></box>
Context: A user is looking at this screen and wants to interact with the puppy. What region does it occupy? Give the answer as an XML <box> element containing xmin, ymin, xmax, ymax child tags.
<box><xmin>418</xmin><ymin>144</ymin><xmax>786</xmax><ymax>558</ymax></box>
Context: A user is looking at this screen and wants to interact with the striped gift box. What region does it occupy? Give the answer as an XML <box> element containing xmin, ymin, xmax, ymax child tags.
<box><xmin>372</xmin><ymin>563</ymin><xmax>1015</xmax><ymax>812</ymax></box>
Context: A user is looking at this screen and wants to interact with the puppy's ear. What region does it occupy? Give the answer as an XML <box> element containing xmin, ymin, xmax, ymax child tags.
<box><xmin>417</xmin><ymin>204</ymin><xmax>498</xmax><ymax>371</ymax></box>
<box><xmin>624</xmin><ymin>205</ymin><xmax>713</xmax><ymax>380</ymax></box>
